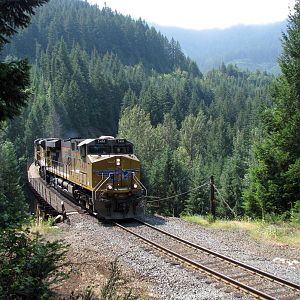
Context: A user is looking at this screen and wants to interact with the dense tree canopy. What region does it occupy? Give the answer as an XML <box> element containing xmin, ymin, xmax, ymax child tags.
<box><xmin>0</xmin><ymin>1</ymin><xmax>69</xmax><ymax>299</ymax></box>
<box><xmin>0</xmin><ymin>0</ymin><xmax>49</xmax><ymax>121</ymax></box>
<box><xmin>3</xmin><ymin>0</ymin><xmax>199</xmax><ymax>75</ymax></box>
<box><xmin>4</xmin><ymin>0</ymin><xmax>299</xmax><ymax>221</ymax></box>
<box><xmin>244</xmin><ymin>0</ymin><xmax>300</xmax><ymax>218</ymax></box>
<box><xmin>0</xmin><ymin>141</ymin><xmax>28</xmax><ymax>228</ymax></box>
<box><xmin>0</xmin><ymin>0</ymin><xmax>48</xmax><ymax>45</ymax></box>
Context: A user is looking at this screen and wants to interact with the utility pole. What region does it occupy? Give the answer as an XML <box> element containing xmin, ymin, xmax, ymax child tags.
<box><xmin>210</xmin><ymin>175</ymin><xmax>216</xmax><ymax>220</ymax></box>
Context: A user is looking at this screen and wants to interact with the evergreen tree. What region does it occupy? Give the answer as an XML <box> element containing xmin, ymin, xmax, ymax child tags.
<box><xmin>0</xmin><ymin>3</ymin><xmax>70</xmax><ymax>298</ymax></box>
<box><xmin>2</xmin><ymin>0</ymin><xmax>276</xmax><ymax>220</ymax></box>
<box><xmin>0</xmin><ymin>0</ymin><xmax>49</xmax><ymax>45</ymax></box>
<box><xmin>179</xmin><ymin>110</ymin><xmax>206</xmax><ymax>161</ymax></box>
<box><xmin>220</xmin><ymin>131</ymin><xmax>247</xmax><ymax>217</ymax></box>
<box><xmin>0</xmin><ymin>134</ymin><xmax>28</xmax><ymax>229</ymax></box>
<box><xmin>0</xmin><ymin>0</ymin><xmax>49</xmax><ymax>121</ymax></box>
<box><xmin>118</xmin><ymin>106</ymin><xmax>157</xmax><ymax>171</ymax></box>
<box><xmin>0</xmin><ymin>229</ymin><xmax>68</xmax><ymax>299</ymax></box>
<box><xmin>244</xmin><ymin>1</ymin><xmax>300</xmax><ymax>217</ymax></box>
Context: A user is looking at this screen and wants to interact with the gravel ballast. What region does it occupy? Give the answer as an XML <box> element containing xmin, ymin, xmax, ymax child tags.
<box><xmin>52</xmin><ymin>213</ymin><xmax>299</xmax><ymax>299</ymax></box>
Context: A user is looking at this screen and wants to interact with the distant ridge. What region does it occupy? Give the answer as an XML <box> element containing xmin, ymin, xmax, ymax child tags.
<box><xmin>154</xmin><ymin>21</ymin><xmax>287</xmax><ymax>74</ymax></box>
<box><xmin>3</xmin><ymin>0</ymin><xmax>198</xmax><ymax>75</ymax></box>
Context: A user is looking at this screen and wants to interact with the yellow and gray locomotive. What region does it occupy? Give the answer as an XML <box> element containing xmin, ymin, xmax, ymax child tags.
<box><xmin>34</xmin><ymin>136</ymin><xmax>145</xmax><ymax>219</ymax></box>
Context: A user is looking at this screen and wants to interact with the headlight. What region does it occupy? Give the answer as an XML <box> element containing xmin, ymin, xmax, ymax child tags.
<box><xmin>133</xmin><ymin>183</ymin><xmax>138</xmax><ymax>189</ymax></box>
<box><xmin>107</xmin><ymin>184</ymin><xmax>113</xmax><ymax>190</ymax></box>
<box><xmin>116</xmin><ymin>158</ymin><xmax>121</xmax><ymax>166</ymax></box>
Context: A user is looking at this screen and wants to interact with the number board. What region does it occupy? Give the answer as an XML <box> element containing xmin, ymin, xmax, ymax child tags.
<box><xmin>116</xmin><ymin>139</ymin><xmax>126</xmax><ymax>143</ymax></box>
<box><xmin>96</xmin><ymin>139</ymin><xmax>107</xmax><ymax>144</ymax></box>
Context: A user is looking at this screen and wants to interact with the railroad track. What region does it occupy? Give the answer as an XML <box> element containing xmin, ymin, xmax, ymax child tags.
<box><xmin>114</xmin><ymin>219</ymin><xmax>300</xmax><ymax>300</ymax></box>
<box><xmin>28</xmin><ymin>164</ymin><xmax>84</xmax><ymax>216</ymax></box>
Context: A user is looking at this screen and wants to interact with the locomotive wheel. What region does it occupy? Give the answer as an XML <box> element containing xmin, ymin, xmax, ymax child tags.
<box><xmin>73</xmin><ymin>190</ymin><xmax>80</xmax><ymax>202</ymax></box>
<box><xmin>80</xmin><ymin>200</ymin><xmax>86</xmax><ymax>209</ymax></box>
<box><xmin>88</xmin><ymin>203</ymin><xmax>94</xmax><ymax>213</ymax></box>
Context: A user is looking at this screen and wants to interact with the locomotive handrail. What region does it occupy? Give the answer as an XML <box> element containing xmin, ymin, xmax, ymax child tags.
<box><xmin>93</xmin><ymin>175</ymin><xmax>104</xmax><ymax>191</ymax></box>
<box><xmin>92</xmin><ymin>174</ymin><xmax>111</xmax><ymax>202</ymax></box>
<box><xmin>47</xmin><ymin>159</ymin><xmax>73</xmax><ymax>181</ymax></box>
<box><xmin>133</xmin><ymin>174</ymin><xmax>147</xmax><ymax>196</ymax></box>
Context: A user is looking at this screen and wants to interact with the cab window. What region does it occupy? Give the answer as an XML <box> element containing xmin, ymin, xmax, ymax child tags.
<box><xmin>112</xmin><ymin>145</ymin><xmax>133</xmax><ymax>154</ymax></box>
<box><xmin>88</xmin><ymin>145</ymin><xmax>111</xmax><ymax>155</ymax></box>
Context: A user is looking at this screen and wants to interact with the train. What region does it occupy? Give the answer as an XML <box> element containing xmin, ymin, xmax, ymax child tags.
<box><xmin>34</xmin><ymin>136</ymin><xmax>146</xmax><ymax>219</ymax></box>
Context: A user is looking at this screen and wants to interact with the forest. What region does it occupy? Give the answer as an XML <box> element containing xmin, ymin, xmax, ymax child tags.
<box><xmin>1</xmin><ymin>0</ymin><xmax>300</xmax><ymax>221</ymax></box>
<box><xmin>1</xmin><ymin>0</ymin><xmax>300</xmax><ymax>297</ymax></box>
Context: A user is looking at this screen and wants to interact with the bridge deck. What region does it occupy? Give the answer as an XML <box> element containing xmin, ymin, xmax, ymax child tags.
<box><xmin>28</xmin><ymin>163</ymin><xmax>81</xmax><ymax>215</ymax></box>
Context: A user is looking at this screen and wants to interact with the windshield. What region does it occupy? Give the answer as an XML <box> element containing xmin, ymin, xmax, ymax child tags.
<box><xmin>88</xmin><ymin>145</ymin><xmax>111</xmax><ymax>155</ymax></box>
<box><xmin>88</xmin><ymin>144</ymin><xmax>133</xmax><ymax>155</ymax></box>
<box><xmin>112</xmin><ymin>145</ymin><xmax>133</xmax><ymax>154</ymax></box>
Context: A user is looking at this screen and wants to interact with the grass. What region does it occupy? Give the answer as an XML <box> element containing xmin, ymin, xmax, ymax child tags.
<box><xmin>29</xmin><ymin>217</ymin><xmax>62</xmax><ymax>235</ymax></box>
<box><xmin>181</xmin><ymin>215</ymin><xmax>300</xmax><ymax>247</ymax></box>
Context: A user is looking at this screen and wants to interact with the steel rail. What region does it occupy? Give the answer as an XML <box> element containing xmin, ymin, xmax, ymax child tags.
<box><xmin>114</xmin><ymin>221</ymin><xmax>281</xmax><ymax>300</ymax></box>
<box><xmin>135</xmin><ymin>219</ymin><xmax>300</xmax><ymax>291</ymax></box>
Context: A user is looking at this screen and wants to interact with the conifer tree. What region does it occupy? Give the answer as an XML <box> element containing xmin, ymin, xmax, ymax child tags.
<box><xmin>0</xmin><ymin>141</ymin><xmax>28</xmax><ymax>228</ymax></box>
<box><xmin>244</xmin><ymin>1</ymin><xmax>300</xmax><ymax>216</ymax></box>
<box><xmin>0</xmin><ymin>0</ymin><xmax>49</xmax><ymax>121</ymax></box>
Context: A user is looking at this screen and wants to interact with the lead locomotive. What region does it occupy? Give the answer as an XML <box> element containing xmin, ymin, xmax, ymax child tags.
<box><xmin>34</xmin><ymin>136</ymin><xmax>145</xmax><ymax>219</ymax></box>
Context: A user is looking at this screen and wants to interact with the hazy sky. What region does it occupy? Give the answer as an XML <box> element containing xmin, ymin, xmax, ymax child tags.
<box><xmin>88</xmin><ymin>0</ymin><xmax>295</xmax><ymax>30</ymax></box>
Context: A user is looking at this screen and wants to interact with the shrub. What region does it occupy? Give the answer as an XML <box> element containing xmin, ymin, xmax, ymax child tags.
<box><xmin>291</xmin><ymin>200</ymin><xmax>300</xmax><ymax>224</ymax></box>
<box><xmin>101</xmin><ymin>258</ymin><xmax>139</xmax><ymax>300</ymax></box>
<box><xmin>0</xmin><ymin>228</ymin><xmax>68</xmax><ymax>299</ymax></box>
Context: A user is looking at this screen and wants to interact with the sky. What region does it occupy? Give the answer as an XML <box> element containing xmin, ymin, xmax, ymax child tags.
<box><xmin>88</xmin><ymin>0</ymin><xmax>296</xmax><ymax>30</ymax></box>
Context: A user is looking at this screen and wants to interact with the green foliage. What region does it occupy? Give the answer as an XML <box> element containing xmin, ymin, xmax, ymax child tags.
<box><xmin>219</xmin><ymin>131</ymin><xmax>248</xmax><ymax>217</ymax></box>
<box><xmin>244</xmin><ymin>1</ymin><xmax>300</xmax><ymax>217</ymax></box>
<box><xmin>118</xmin><ymin>106</ymin><xmax>157</xmax><ymax>171</ymax></box>
<box><xmin>0</xmin><ymin>59</ymin><xmax>31</xmax><ymax>121</ymax></box>
<box><xmin>118</xmin><ymin>66</ymin><xmax>273</xmax><ymax>217</ymax></box>
<box><xmin>3</xmin><ymin>0</ymin><xmax>195</xmax><ymax>74</ymax></box>
<box><xmin>0</xmin><ymin>0</ymin><xmax>49</xmax><ymax>121</ymax></box>
<box><xmin>0</xmin><ymin>228</ymin><xmax>68</xmax><ymax>299</ymax></box>
<box><xmin>0</xmin><ymin>2</ymin><xmax>72</xmax><ymax>299</ymax></box>
<box><xmin>206</xmin><ymin>213</ymin><xmax>216</xmax><ymax>224</ymax></box>
<box><xmin>0</xmin><ymin>139</ymin><xmax>67</xmax><ymax>299</ymax></box>
<box><xmin>3</xmin><ymin>0</ymin><xmax>276</xmax><ymax>219</ymax></box>
<box><xmin>0</xmin><ymin>0</ymin><xmax>49</xmax><ymax>45</ymax></box>
<box><xmin>118</xmin><ymin>107</ymin><xmax>190</xmax><ymax>216</ymax></box>
<box><xmin>0</xmin><ymin>141</ymin><xmax>28</xmax><ymax>229</ymax></box>
<box><xmin>291</xmin><ymin>200</ymin><xmax>300</xmax><ymax>224</ymax></box>
<box><xmin>179</xmin><ymin>110</ymin><xmax>206</xmax><ymax>161</ymax></box>
<box><xmin>101</xmin><ymin>258</ymin><xmax>139</xmax><ymax>300</ymax></box>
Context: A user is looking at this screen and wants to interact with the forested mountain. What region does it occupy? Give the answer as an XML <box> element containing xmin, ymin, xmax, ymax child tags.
<box><xmin>1</xmin><ymin>0</ymin><xmax>299</xmax><ymax>298</ymax></box>
<box><xmin>3</xmin><ymin>0</ymin><xmax>198</xmax><ymax>75</ymax></box>
<box><xmin>155</xmin><ymin>22</ymin><xmax>286</xmax><ymax>74</ymax></box>
<box><xmin>3</xmin><ymin>0</ymin><xmax>297</xmax><ymax>220</ymax></box>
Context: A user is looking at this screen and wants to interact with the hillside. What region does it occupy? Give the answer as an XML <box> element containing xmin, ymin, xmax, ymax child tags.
<box><xmin>155</xmin><ymin>22</ymin><xmax>286</xmax><ymax>73</ymax></box>
<box><xmin>3</xmin><ymin>0</ymin><xmax>275</xmax><ymax>219</ymax></box>
<box><xmin>1</xmin><ymin>1</ymin><xmax>300</xmax><ymax>299</ymax></box>
<box><xmin>3</xmin><ymin>0</ymin><xmax>198</xmax><ymax>75</ymax></box>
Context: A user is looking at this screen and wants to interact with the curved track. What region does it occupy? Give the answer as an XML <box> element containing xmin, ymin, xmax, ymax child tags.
<box><xmin>114</xmin><ymin>219</ymin><xmax>300</xmax><ymax>300</ymax></box>
<box><xmin>28</xmin><ymin>164</ymin><xmax>300</xmax><ymax>299</ymax></box>
<box><xmin>28</xmin><ymin>163</ymin><xmax>83</xmax><ymax>216</ymax></box>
